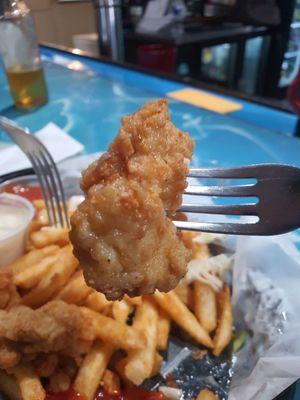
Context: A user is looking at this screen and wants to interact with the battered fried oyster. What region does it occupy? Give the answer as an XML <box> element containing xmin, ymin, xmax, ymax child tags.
<box><xmin>0</xmin><ymin>300</ymin><xmax>145</xmax><ymax>370</ymax></box>
<box><xmin>0</xmin><ymin>301</ymin><xmax>94</xmax><ymax>369</ymax></box>
<box><xmin>70</xmin><ymin>99</ymin><xmax>194</xmax><ymax>300</ymax></box>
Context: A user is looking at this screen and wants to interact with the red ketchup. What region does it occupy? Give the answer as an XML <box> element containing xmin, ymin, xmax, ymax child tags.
<box><xmin>94</xmin><ymin>389</ymin><xmax>121</xmax><ymax>400</ymax></box>
<box><xmin>95</xmin><ymin>387</ymin><xmax>165</xmax><ymax>400</ymax></box>
<box><xmin>45</xmin><ymin>387</ymin><xmax>165</xmax><ymax>400</ymax></box>
<box><xmin>46</xmin><ymin>389</ymin><xmax>86</xmax><ymax>400</ymax></box>
<box><xmin>2</xmin><ymin>183</ymin><xmax>42</xmax><ymax>201</ymax></box>
<box><xmin>124</xmin><ymin>387</ymin><xmax>165</xmax><ymax>400</ymax></box>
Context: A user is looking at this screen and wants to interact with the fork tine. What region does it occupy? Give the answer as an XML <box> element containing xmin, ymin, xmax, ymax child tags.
<box><xmin>39</xmin><ymin>147</ymin><xmax>70</xmax><ymax>229</ymax></box>
<box><xmin>184</xmin><ymin>184</ymin><xmax>256</xmax><ymax>197</ymax></box>
<box><xmin>26</xmin><ymin>153</ymin><xmax>55</xmax><ymax>226</ymax></box>
<box><xmin>188</xmin><ymin>166</ymin><xmax>259</xmax><ymax>179</ymax></box>
<box><xmin>51</xmin><ymin>160</ymin><xmax>70</xmax><ymax>229</ymax></box>
<box><xmin>31</xmin><ymin>153</ymin><xmax>58</xmax><ymax>226</ymax></box>
<box><xmin>179</xmin><ymin>203</ymin><xmax>257</xmax><ymax>216</ymax></box>
<box><xmin>37</xmin><ymin>149</ymin><xmax>65</xmax><ymax>228</ymax></box>
<box><xmin>28</xmin><ymin>133</ymin><xmax>69</xmax><ymax>228</ymax></box>
<box><xmin>173</xmin><ymin>220</ymin><xmax>260</xmax><ymax>235</ymax></box>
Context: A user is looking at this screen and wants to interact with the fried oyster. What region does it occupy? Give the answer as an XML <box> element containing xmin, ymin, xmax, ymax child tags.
<box><xmin>70</xmin><ymin>99</ymin><xmax>194</xmax><ymax>300</ymax></box>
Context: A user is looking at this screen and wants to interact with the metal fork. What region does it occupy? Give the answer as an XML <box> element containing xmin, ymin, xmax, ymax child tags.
<box><xmin>175</xmin><ymin>164</ymin><xmax>300</xmax><ymax>236</ymax></box>
<box><xmin>0</xmin><ymin>116</ymin><xmax>69</xmax><ymax>228</ymax></box>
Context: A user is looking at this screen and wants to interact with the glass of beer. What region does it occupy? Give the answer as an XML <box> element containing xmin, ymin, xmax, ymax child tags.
<box><xmin>0</xmin><ymin>0</ymin><xmax>48</xmax><ymax>110</ymax></box>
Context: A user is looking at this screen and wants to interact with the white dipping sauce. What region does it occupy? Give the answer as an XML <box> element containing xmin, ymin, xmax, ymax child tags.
<box><xmin>0</xmin><ymin>193</ymin><xmax>34</xmax><ymax>268</ymax></box>
<box><xmin>0</xmin><ymin>205</ymin><xmax>28</xmax><ymax>238</ymax></box>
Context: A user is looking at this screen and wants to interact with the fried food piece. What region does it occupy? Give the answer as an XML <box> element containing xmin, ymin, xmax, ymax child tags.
<box><xmin>0</xmin><ymin>369</ymin><xmax>21</xmax><ymax>400</ymax></box>
<box><xmin>0</xmin><ymin>301</ymin><xmax>92</xmax><ymax>368</ymax></box>
<box><xmin>70</xmin><ymin>99</ymin><xmax>194</xmax><ymax>300</ymax></box>
<box><xmin>0</xmin><ymin>270</ymin><xmax>19</xmax><ymax>309</ymax></box>
<box><xmin>0</xmin><ymin>301</ymin><xmax>144</xmax><ymax>369</ymax></box>
<box><xmin>0</xmin><ymin>340</ymin><xmax>20</xmax><ymax>369</ymax></box>
<box><xmin>33</xmin><ymin>354</ymin><xmax>59</xmax><ymax>378</ymax></box>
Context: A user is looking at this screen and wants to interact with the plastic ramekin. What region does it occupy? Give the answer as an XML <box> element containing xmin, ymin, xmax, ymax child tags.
<box><xmin>0</xmin><ymin>193</ymin><xmax>35</xmax><ymax>268</ymax></box>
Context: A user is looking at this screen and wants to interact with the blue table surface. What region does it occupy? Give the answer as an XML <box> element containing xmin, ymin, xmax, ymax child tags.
<box><xmin>0</xmin><ymin>46</ymin><xmax>300</xmax><ymax>167</ymax></box>
<box><xmin>0</xmin><ymin>47</ymin><xmax>300</xmax><ymax>400</ymax></box>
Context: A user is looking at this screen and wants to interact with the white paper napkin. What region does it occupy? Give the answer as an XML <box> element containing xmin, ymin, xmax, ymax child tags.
<box><xmin>0</xmin><ymin>122</ymin><xmax>84</xmax><ymax>175</ymax></box>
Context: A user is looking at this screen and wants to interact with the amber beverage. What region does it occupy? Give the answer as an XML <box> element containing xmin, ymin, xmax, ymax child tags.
<box><xmin>6</xmin><ymin>66</ymin><xmax>48</xmax><ymax>109</ymax></box>
<box><xmin>0</xmin><ymin>1</ymin><xmax>48</xmax><ymax>110</ymax></box>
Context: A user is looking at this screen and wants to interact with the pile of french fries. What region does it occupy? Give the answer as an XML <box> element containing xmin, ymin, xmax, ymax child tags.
<box><xmin>0</xmin><ymin>199</ymin><xmax>233</xmax><ymax>400</ymax></box>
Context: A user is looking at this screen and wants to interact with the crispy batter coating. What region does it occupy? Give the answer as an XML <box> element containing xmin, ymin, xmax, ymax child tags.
<box><xmin>0</xmin><ymin>340</ymin><xmax>20</xmax><ymax>370</ymax></box>
<box><xmin>0</xmin><ymin>269</ymin><xmax>19</xmax><ymax>310</ymax></box>
<box><xmin>0</xmin><ymin>301</ymin><xmax>95</xmax><ymax>370</ymax></box>
<box><xmin>70</xmin><ymin>100</ymin><xmax>194</xmax><ymax>300</ymax></box>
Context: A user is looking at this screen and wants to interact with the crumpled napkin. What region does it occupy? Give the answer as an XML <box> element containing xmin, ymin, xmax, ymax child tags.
<box><xmin>0</xmin><ymin>122</ymin><xmax>84</xmax><ymax>175</ymax></box>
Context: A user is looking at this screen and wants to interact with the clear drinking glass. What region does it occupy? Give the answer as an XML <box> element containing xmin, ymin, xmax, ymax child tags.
<box><xmin>0</xmin><ymin>0</ymin><xmax>48</xmax><ymax>109</ymax></box>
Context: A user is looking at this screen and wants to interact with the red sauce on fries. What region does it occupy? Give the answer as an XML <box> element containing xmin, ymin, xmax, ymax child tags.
<box><xmin>46</xmin><ymin>387</ymin><xmax>165</xmax><ymax>400</ymax></box>
<box><xmin>46</xmin><ymin>389</ymin><xmax>86</xmax><ymax>400</ymax></box>
<box><xmin>2</xmin><ymin>183</ymin><xmax>42</xmax><ymax>201</ymax></box>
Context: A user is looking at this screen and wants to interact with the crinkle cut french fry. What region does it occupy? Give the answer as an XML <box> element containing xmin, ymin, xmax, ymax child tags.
<box><xmin>30</xmin><ymin>227</ymin><xmax>69</xmax><ymax>249</ymax></box>
<box><xmin>55</xmin><ymin>271</ymin><xmax>93</xmax><ymax>304</ymax></box>
<box><xmin>85</xmin><ymin>292</ymin><xmax>112</xmax><ymax>312</ymax></box>
<box><xmin>25</xmin><ymin>241</ymin><xmax>35</xmax><ymax>253</ymax></box>
<box><xmin>123</xmin><ymin>297</ymin><xmax>158</xmax><ymax>385</ymax></box>
<box><xmin>32</xmin><ymin>199</ymin><xmax>45</xmax><ymax>210</ymax></box>
<box><xmin>29</xmin><ymin>209</ymin><xmax>49</xmax><ymax>233</ymax></box>
<box><xmin>194</xmin><ymin>243</ymin><xmax>210</xmax><ymax>260</ymax></box>
<box><xmin>174</xmin><ymin>280</ymin><xmax>193</xmax><ymax>309</ymax></box>
<box><xmin>193</xmin><ymin>281</ymin><xmax>217</xmax><ymax>334</ymax></box>
<box><xmin>9</xmin><ymin>245</ymin><xmax>59</xmax><ymax>276</ymax></box>
<box><xmin>21</xmin><ymin>245</ymin><xmax>78</xmax><ymax>308</ymax></box>
<box><xmin>0</xmin><ymin>369</ymin><xmax>21</xmax><ymax>400</ymax></box>
<box><xmin>12</xmin><ymin>363</ymin><xmax>45</xmax><ymax>400</ymax></box>
<box><xmin>154</xmin><ymin>291</ymin><xmax>213</xmax><ymax>349</ymax></box>
<box><xmin>152</xmin><ymin>352</ymin><xmax>163</xmax><ymax>376</ymax></box>
<box><xmin>181</xmin><ymin>231</ymin><xmax>195</xmax><ymax>247</ymax></box>
<box><xmin>37</xmin><ymin>208</ymin><xmax>48</xmax><ymax>225</ymax></box>
<box><xmin>114</xmin><ymin>358</ymin><xmax>127</xmax><ymax>383</ymax></box>
<box><xmin>124</xmin><ymin>295</ymin><xmax>142</xmax><ymax>306</ymax></box>
<box><xmin>182</xmin><ymin>232</ymin><xmax>211</xmax><ymax>261</ymax></box>
<box><xmin>48</xmin><ymin>369</ymin><xmax>71</xmax><ymax>393</ymax></box>
<box><xmin>156</xmin><ymin>309</ymin><xmax>170</xmax><ymax>351</ymax></box>
<box><xmin>101</xmin><ymin>304</ymin><xmax>113</xmax><ymax>317</ymax></box>
<box><xmin>81</xmin><ymin>307</ymin><xmax>146</xmax><ymax>350</ymax></box>
<box><xmin>14</xmin><ymin>254</ymin><xmax>59</xmax><ymax>290</ymax></box>
<box><xmin>74</xmin><ymin>298</ymin><xmax>132</xmax><ymax>400</ymax></box>
<box><xmin>101</xmin><ymin>370</ymin><xmax>121</xmax><ymax>395</ymax></box>
<box><xmin>74</xmin><ymin>342</ymin><xmax>114</xmax><ymax>400</ymax></box>
<box><xmin>28</xmin><ymin>220</ymin><xmax>44</xmax><ymax>235</ymax></box>
<box><xmin>197</xmin><ymin>388</ymin><xmax>219</xmax><ymax>400</ymax></box>
<box><xmin>213</xmin><ymin>285</ymin><xmax>233</xmax><ymax>357</ymax></box>
<box><xmin>112</xmin><ymin>299</ymin><xmax>131</xmax><ymax>323</ymax></box>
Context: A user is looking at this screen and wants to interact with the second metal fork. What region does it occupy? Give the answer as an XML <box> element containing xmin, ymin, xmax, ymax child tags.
<box><xmin>0</xmin><ymin>116</ymin><xmax>69</xmax><ymax>228</ymax></box>
<box><xmin>175</xmin><ymin>164</ymin><xmax>300</xmax><ymax>236</ymax></box>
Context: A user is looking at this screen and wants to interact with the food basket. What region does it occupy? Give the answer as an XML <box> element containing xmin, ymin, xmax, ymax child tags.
<box><xmin>0</xmin><ymin>157</ymin><xmax>299</xmax><ymax>400</ymax></box>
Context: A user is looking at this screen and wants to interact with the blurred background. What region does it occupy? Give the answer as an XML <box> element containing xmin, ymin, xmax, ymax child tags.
<box><xmin>26</xmin><ymin>0</ymin><xmax>300</xmax><ymax>109</ymax></box>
